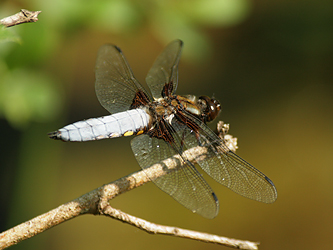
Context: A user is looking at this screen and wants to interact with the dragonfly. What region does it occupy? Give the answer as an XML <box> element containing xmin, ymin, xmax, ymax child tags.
<box><xmin>49</xmin><ymin>40</ymin><xmax>277</xmax><ymax>219</ymax></box>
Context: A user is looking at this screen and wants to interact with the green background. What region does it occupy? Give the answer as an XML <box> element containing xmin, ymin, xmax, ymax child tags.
<box><xmin>1</xmin><ymin>0</ymin><xmax>332</xmax><ymax>249</ymax></box>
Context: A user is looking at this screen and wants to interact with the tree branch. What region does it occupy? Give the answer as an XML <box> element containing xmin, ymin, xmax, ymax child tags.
<box><xmin>0</xmin><ymin>122</ymin><xmax>259</xmax><ymax>250</ymax></box>
<box><xmin>100</xmin><ymin>202</ymin><xmax>259</xmax><ymax>249</ymax></box>
<box><xmin>0</xmin><ymin>9</ymin><xmax>41</xmax><ymax>28</ymax></box>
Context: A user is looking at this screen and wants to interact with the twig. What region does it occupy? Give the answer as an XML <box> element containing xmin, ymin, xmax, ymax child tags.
<box><xmin>0</xmin><ymin>123</ymin><xmax>258</xmax><ymax>249</ymax></box>
<box><xmin>0</xmin><ymin>9</ymin><xmax>41</xmax><ymax>28</ymax></box>
<box><xmin>100</xmin><ymin>202</ymin><xmax>259</xmax><ymax>250</ymax></box>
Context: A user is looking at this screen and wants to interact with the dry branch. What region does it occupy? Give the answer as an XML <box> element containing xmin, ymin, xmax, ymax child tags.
<box><xmin>0</xmin><ymin>122</ymin><xmax>259</xmax><ymax>250</ymax></box>
<box><xmin>0</xmin><ymin>9</ymin><xmax>41</xmax><ymax>28</ymax></box>
<box><xmin>100</xmin><ymin>202</ymin><xmax>259</xmax><ymax>249</ymax></box>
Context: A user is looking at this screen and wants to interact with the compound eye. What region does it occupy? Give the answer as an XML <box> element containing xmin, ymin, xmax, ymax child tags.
<box><xmin>199</xmin><ymin>96</ymin><xmax>221</xmax><ymax>122</ymax></box>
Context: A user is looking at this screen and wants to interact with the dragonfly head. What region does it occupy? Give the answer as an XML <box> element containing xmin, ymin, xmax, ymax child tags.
<box><xmin>198</xmin><ymin>96</ymin><xmax>221</xmax><ymax>123</ymax></box>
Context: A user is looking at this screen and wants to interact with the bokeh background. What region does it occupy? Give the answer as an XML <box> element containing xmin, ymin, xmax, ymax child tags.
<box><xmin>1</xmin><ymin>0</ymin><xmax>332</xmax><ymax>249</ymax></box>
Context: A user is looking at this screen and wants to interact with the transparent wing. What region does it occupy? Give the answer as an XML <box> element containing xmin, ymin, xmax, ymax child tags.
<box><xmin>145</xmin><ymin>40</ymin><xmax>183</xmax><ymax>99</ymax></box>
<box><xmin>131</xmin><ymin>133</ymin><xmax>219</xmax><ymax>219</ymax></box>
<box><xmin>95</xmin><ymin>44</ymin><xmax>151</xmax><ymax>114</ymax></box>
<box><xmin>175</xmin><ymin>114</ymin><xmax>278</xmax><ymax>204</ymax></box>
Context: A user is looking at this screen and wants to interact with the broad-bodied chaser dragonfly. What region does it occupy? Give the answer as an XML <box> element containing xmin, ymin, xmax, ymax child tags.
<box><xmin>49</xmin><ymin>40</ymin><xmax>277</xmax><ymax>219</ymax></box>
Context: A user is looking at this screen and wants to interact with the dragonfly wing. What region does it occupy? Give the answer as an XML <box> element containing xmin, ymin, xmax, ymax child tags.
<box><xmin>95</xmin><ymin>44</ymin><xmax>151</xmax><ymax>114</ymax></box>
<box><xmin>174</xmin><ymin>113</ymin><xmax>278</xmax><ymax>204</ymax></box>
<box><xmin>131</xmin><ymin>133</ymin><xmax>219</xmax><ymax>219</ymax></box>
<box><xmin>145</xmin><ymin>40</ymin><xmax>183</xmax><ymax>99</ymax></box>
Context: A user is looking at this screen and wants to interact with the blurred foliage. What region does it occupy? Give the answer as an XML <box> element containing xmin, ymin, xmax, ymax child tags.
<box><xmin>0</xmin><ymin>20</ymin><xmax>62</xmax><ymax>128</ymax></box>
<box><xmin>0</xmin><ymin>26</ymin><xmax>21</xmax><ymax>43</ymax></box>
<box><xmin>0</xmin><ymin>0</ymin><xmax>250</xmax><ymax>127</ymax></box>
<box><xmin>0</xmin><ymin>68</ymin><xmax>61</xmax><ymax>128</ymax></box>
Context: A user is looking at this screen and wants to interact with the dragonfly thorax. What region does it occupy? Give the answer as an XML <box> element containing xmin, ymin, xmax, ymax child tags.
<box><xmin>176</xmin><ymin>95</ymin><xmax>221</xmax><ymax>123</ymax></box>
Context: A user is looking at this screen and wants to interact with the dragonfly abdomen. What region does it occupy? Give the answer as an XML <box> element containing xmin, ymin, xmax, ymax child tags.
<box><xmin>48</xmin><ymin>109</ymin><xmax>150</xmax><ymax>142</ymax></box>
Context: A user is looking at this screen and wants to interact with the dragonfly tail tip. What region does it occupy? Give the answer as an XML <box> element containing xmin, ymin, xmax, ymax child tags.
<box><xmin>48</xmin><ymin>131</ymin><xmax>61</xmax><ymax>140</ymax></box>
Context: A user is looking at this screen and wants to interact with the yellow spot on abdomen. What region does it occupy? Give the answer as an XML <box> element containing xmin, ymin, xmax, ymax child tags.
<box><xmin>124</xmin><ymin>131</ymin><xmax>134</xmax><ymax>136</ymax></box>
<box><xmin>136</xmin><ymin>130</ymin><xmax>144</xmax><ymax>135</ymax></box>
